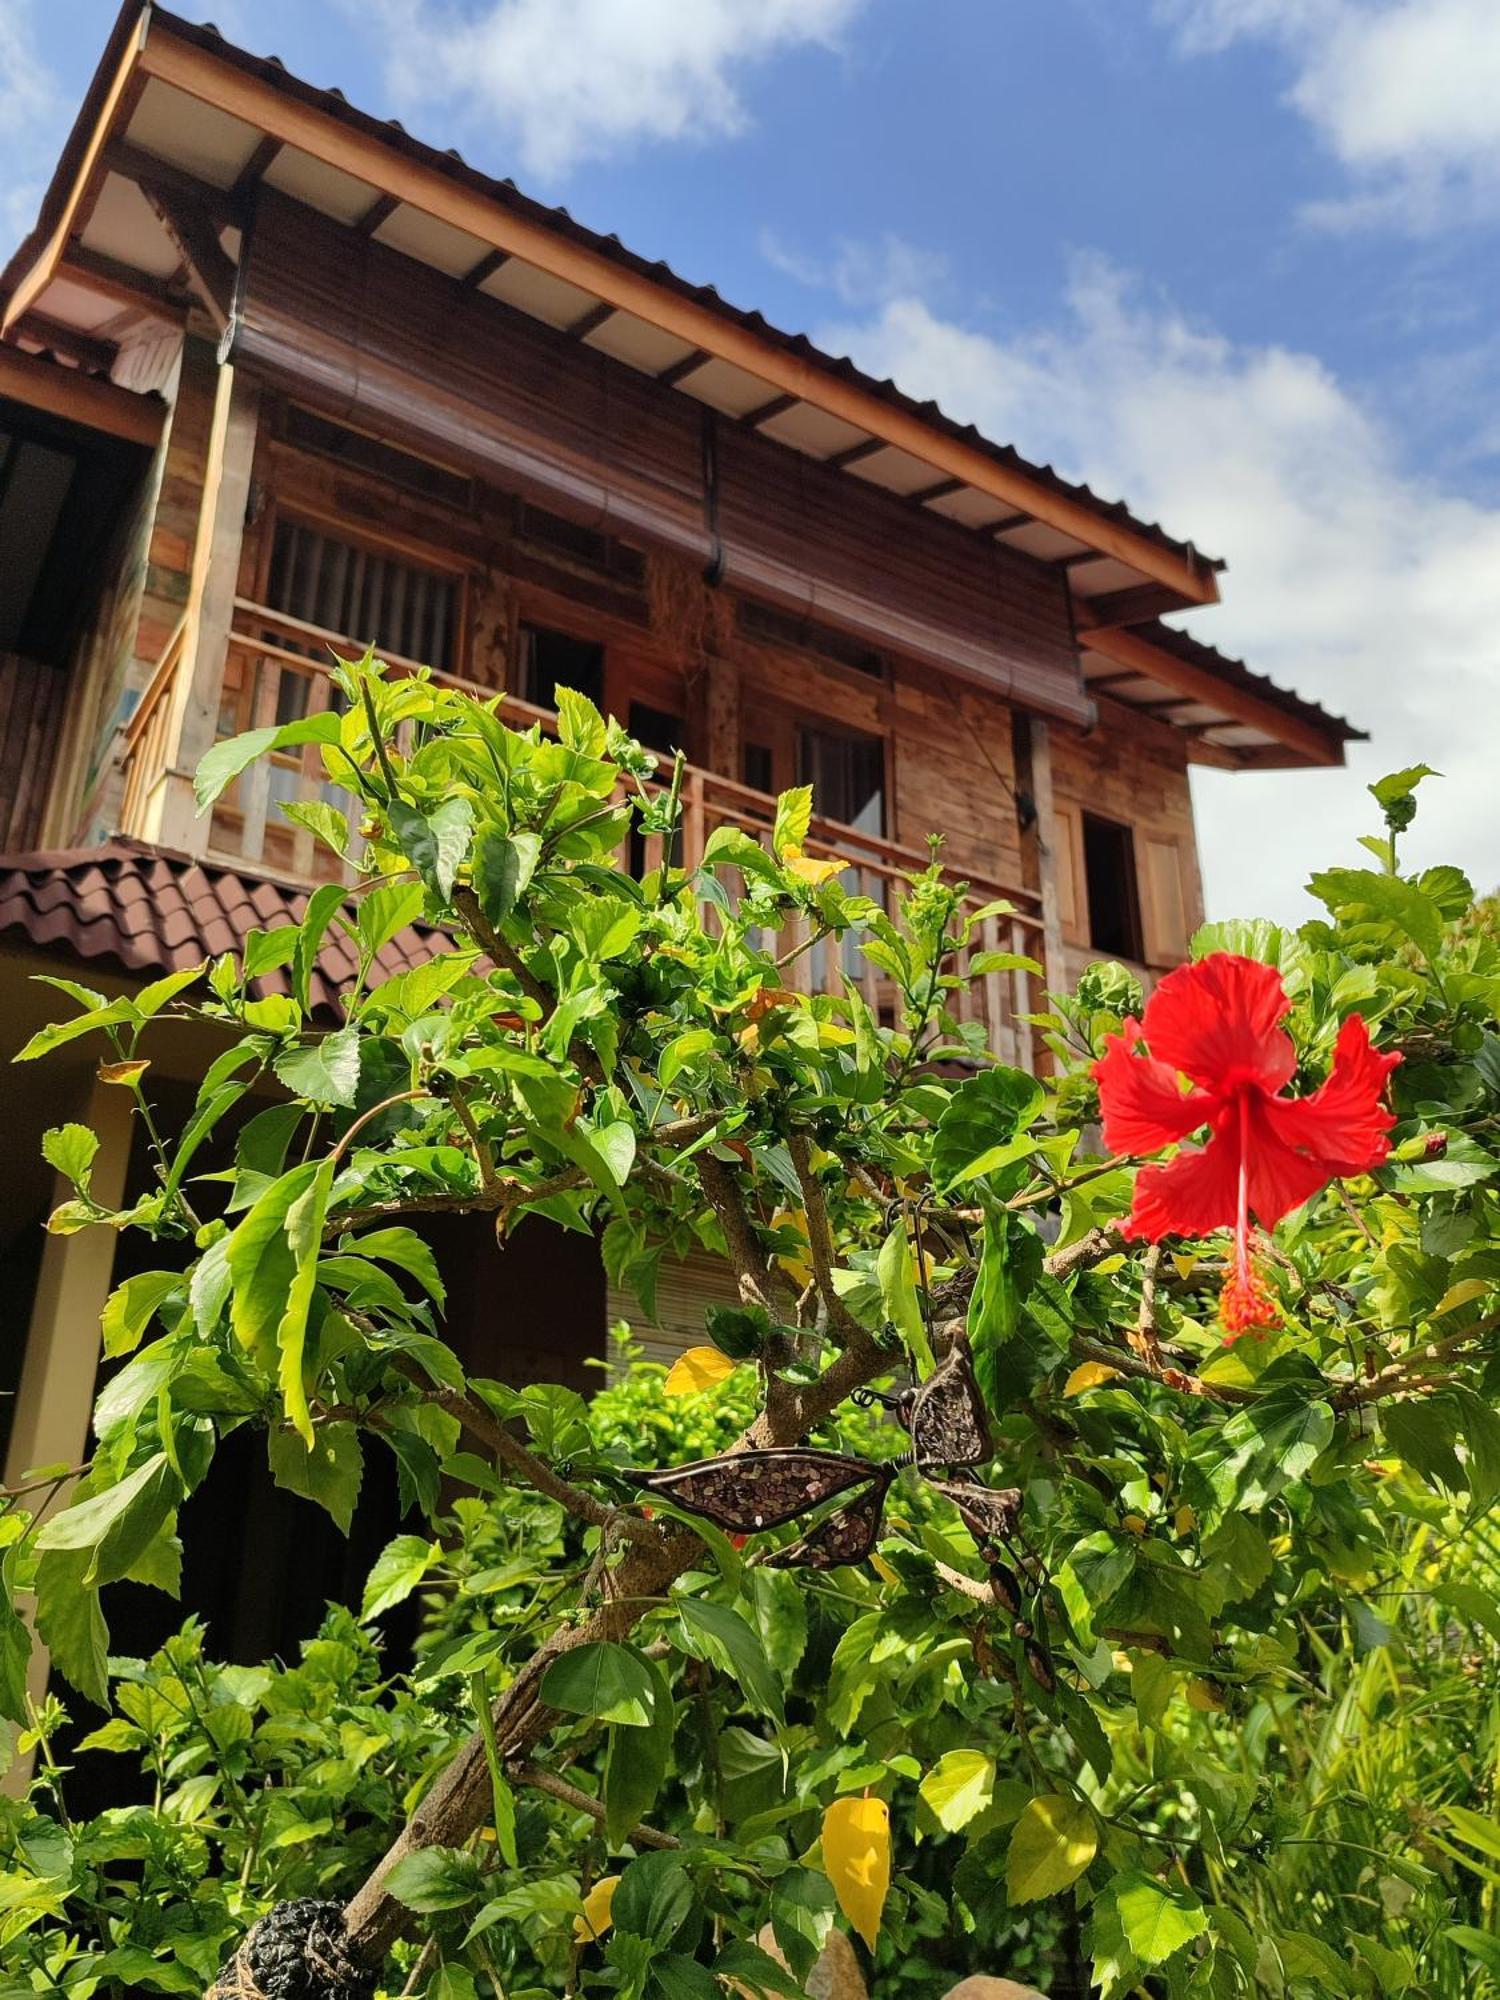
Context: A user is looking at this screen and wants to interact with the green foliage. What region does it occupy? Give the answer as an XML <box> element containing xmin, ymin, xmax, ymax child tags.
<box><xmin>5</xmin><ymin>662</ymin><xmax>1500</xmax><ymax>1998</ymax></box>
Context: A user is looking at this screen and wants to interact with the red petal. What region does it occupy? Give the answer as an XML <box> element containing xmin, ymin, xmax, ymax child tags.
<box><xmin>1094</xmin><ymin>1021</ymin><xmax>1217</xmax><ymax>1154</ymax></box>
<box><xmin>1126</xmin><ymin>1126</ymin><xmax>1241</xmax><ymax>1241</ymax></box>
<box><xmin>1243</xmin><ymin>1099</ymin><xmax>1336</xmax><ymax>1227</ymax></box>
<box><xmin>1141</xmin><ymin>953</ymin><xmax>1295</xmax><ymax>1095</ymax></box>
<box><xmin>1259</xmin><ymin>1014</ymin><xmax>1400</xmax><ymax>1176</ymax></box>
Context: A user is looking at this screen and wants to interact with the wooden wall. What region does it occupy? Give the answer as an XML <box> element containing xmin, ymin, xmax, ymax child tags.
<box><xmin>1048</xmin><ymin>696</ymin><xmax>1205</xmax><ymax>978</ymax></box>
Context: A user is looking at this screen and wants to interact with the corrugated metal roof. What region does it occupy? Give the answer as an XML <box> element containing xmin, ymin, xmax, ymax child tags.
<box><xmin>0</xmin><ymin>838</ymin><xmax>439</xmax><ymax>1019</ymax></box>
<box><xmin>1137</xmin><ymin>620</ymin><xmax>1365</xmax><ymax>746</ymax></box>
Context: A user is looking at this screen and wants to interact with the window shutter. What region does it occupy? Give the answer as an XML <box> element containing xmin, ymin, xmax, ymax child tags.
<box><xmin>1050</xmin><ymin>803</ymin><xmax>1085</xmax><ymax>944</ymax></box>
<box><xmin>1139</xmin><ymin>836</ymin><xmax>1191</xmax><ymax>967</ymax></box>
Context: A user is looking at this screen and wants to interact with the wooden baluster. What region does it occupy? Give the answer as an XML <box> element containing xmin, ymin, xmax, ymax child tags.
<box><xmin>238</xmin><ymin>649</ymin><xmax>281</xmax><ymax>864</ymax></box>
<box><xmin>981</xmin><ymin>911</ymin><xmax>1011</xmax><ymax>1063</ymax></box>
<box><xmin>679</xmin><ymin>766</ymin><xmax>705</xmax><ymax>875</ymax></box>
<box><xmin>1011</xmin><ymin>916</ymin><xmax>1035</xmax><ymax>1075</ymax></box>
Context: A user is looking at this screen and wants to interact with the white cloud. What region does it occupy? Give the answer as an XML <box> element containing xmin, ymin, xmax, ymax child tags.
<box><xmin>760</xmin><ymin>228</ymin><xmax>949</xmax><ymax>307</ymax></box>
<box><xmin>360</xmin><ymin>0</ymin><xmax>863</xmax><ymax>180</ymax></box>
<box><xmin>0</xmin><ymin>0</ymin><xmax>63</xmax><ymax>250</ymax></box>
<box><xmin>1160</xmin><ymin>0</ymin><xmax>1500</xmax><ymax>229</ymax></box>
<box><xmin>816</xmin><ymin>257</ymin><xmax>1500</xmax><ymax>923</ymax></box>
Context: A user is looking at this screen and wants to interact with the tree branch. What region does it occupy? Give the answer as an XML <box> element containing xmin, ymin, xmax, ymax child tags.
<box><xmin>509</xmin><ymin>1761</ymin><xmax>680</xmax><ymax>1849</ymax></box>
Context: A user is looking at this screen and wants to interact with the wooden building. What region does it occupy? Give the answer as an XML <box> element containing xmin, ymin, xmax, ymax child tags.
<box><xmin>0</xmin><ymin>6</ymin><xmax>1359</xmax><ymax>1684</ymax></box>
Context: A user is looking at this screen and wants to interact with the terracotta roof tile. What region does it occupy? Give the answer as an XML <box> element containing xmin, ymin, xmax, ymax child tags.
<box><xmin>0</xmin><ymin>839</ymin><xmax>442</xmax><ymax>1022</ymax></box>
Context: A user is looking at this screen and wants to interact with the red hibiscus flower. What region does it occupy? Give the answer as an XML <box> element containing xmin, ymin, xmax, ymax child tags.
<box><xmin>1093</xmin><ymin>953</ymin><xmax>1399</xmax><ymax>1338</ymax></box>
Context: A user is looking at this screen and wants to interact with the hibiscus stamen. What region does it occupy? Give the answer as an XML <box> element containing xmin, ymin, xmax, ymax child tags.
<box><xmin>1219</xmin><ymin>1091</ymin><xmax>1277</xmax><ymax>1342</ymax></box>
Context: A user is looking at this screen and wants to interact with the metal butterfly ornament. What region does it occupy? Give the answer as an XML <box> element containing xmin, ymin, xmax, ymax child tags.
<box><xmin>635</xmin><ymin>1339</ymin><xmax>1026</xmax><ymax>1577</ymax></box>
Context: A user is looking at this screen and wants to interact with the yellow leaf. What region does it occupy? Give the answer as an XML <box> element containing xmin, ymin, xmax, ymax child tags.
<box><xmin>1174</xmin><ymin>1505</ymin><xmax>1197</xmax><ymax>1537</ymax></box>
<box><xmin>1436</xmin><ymin>1277</ymin><xmax>1490</xmax><ymax>1315</ymax></box>
<box><xmin>822</xmin><ymin>1795</ymin><xmax>890</xmax><ymax>1950</ymax></box>
<box><xmin>869</xmin><ymin>1553</ymin><xmax>900</xmax><ymax>1590</ymax></box>
<box><xmin>785</xmin><ymin>853</ymin><xmax>846</xmax><ymax>888</ymax></box>
<box><xmin>771</xmin><ymin>1207</ymin><xmax>815</xmax><ymax>1289</ymax></box>
<box><xmin>1121</xmin><ymin>1513</ymin><xmax>1149</xmax><ymax>1537</ymax></box>
<box><xmin>98</xmin><ymin>1059</ymin><xmax>149</xmax><ymax>1086</ymax></box>
<box><xmin>574</xmin><ymin>1875</ymin><xmax>619</xmax><ymax>1942</ymax></box>
<box><xmin>664</xmin><ymin>1347</ymin><xmax>738</xmax><ymax>1397</ymax></box>
<box><xmin>1065</xmin><ymin>1361</ymin><xmax>1120</xmax><ymax>1397</ymax></box>
<box><xmin>1172</xmin><ymin>1252</ymin><xmax>1198</xmax><ymax>1281</ymax></box>
<box><xmin>1186</xmin><ymin>1679</ymin><xmax>1226</xmax><ymax>1713</ymax></box>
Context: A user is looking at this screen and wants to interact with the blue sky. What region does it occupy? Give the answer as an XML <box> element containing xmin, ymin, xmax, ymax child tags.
<box><xmin>5</xmin><ymin>0</ymin><xmax>1500</xmax><ymax>922</ymax></box>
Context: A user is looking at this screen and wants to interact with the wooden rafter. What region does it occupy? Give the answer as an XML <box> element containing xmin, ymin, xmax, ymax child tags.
<box><xmin>1085</xmin><ymin>624</ymin><xmax>1340</xmax><ymax>766</ymax></box>
<box><xmin>568</xmin><ymin>301</ymin><xmax>617</xmax><ymax>340</ymax></box>
<box><xmin>825</xmin><ymin>437</ymin><xmax>883</xmax><ymax>470</ymax></box>
<box><xmin>1074</xmin><ymin>583</ymin><xmax>1186</xmax><ymax>630</ymax></box>
<box><xmin>229</xmin><ymin>133</ymin><xmax>283</xmax><ymax>204</ymax></box>
<box><xmin>656</xmin><ymin>348</ymin><xmax>710</xmax><ymax>387</ymax></box>
<box><xmin>0</xmin><ymin>344</ymin><xmax>162</xmax><ymax>447</ymax></box>
<box><xmin>15</xmin><ymin>312</ymin><xmax>116</xmax><ymax>373</ymax></box>
<box><xmin>101</xmin><ymin>137</ymin><xmax>243</xmax><ymax>232</ymax></box>
<box><xmin>742</xmin><ymin>391</ymin><xmax>798</xmax><ymax>429</ymax></box>
<box><xmin>59</xmin><ymin>245</ymin><xmax>191</xmax><ymax>322</ymax></box>
<box><xmin>137</xmin><ymin>179</ymin><xmax>237</xmax><ymax>333</ymax></box>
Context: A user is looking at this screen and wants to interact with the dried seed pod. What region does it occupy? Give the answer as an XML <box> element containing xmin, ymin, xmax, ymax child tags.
<box><xmin>1024</xmin><ymin>1640</ymin><xmax>1056</xmax><ymax>1695</ymax></box>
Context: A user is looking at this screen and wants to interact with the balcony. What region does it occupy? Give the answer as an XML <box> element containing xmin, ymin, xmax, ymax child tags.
<box><xmin>119</xmin><ymin>600</ymin><xmax>1047</xmax><ymax>1067</ymax></box>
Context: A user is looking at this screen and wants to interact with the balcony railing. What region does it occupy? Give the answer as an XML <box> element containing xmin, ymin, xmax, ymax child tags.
<box><xmin>119</xmin><ymin>599</ymin><xmax>1047</xmax><ymax>1067</ymax></box>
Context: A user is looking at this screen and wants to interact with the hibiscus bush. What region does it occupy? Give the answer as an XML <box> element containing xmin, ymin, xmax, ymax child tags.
<box><xmin>2</xmin><ymin>665</ymin><xmax>1498</xmax><ymax>2000</ymax></box>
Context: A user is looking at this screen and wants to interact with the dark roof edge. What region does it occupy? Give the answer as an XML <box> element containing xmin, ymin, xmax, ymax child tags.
<box><xmin>1140</xmin><ymin>620</ymin><xmax>1365</xmax><ymax>746</ymax></box>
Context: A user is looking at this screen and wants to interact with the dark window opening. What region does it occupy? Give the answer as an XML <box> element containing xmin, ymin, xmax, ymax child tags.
<box><xmin>1082</xmin><ymin>812</ymin><xmax>1143</xmax><ymax>960</ymax></box>
<box><xmin>265</xmin><ymin>519</ymin><xmax>458</xmax><ymax>672</ymax></box>
<box><xmin>518</xmin><ymin>624</ymin><xmax>604</xmax><ymax>712</ymax></box>
<box><xmin>516</xmin><ymin>502</ymin><xmax>647</xmax><ymax>587</ymax></box>
<box><xmin>741</xmin><ymin>742</ymin><xmax>774</xmax><ymax>796</ymax></box>
<box><xmin>738</xmin><ymin>599</ymin><xmax>885</xmax><ymax>679</ymax></box>
<box><xmin>282</xmin><ymin>404</ymin><xmax>474</xmax><ymax>511</ymax></box>
<box><xmin>798</xmin><ymin>724</ymin><xmax>885</xmax><ymax>836</ymax></box>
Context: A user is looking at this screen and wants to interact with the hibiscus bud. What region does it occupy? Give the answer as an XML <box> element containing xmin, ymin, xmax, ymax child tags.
<box><xmin>1424</xmin><ymin>1133</ymin><xmax>1448</xmax><ymax>1160</ymax></box>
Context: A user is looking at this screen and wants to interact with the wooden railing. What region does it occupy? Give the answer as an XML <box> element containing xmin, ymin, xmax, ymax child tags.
<box><xmin>118</xmin><ymin>615</ymin><xmax>188</xmax><ymax>838</ymax></box>
<box><xmin>118</xmin><ymin>599</ymin><xmax>1047</xmax><ymax>1066</ymax></box>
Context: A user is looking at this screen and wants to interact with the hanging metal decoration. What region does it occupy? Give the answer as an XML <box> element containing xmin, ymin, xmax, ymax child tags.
<box><xmin>635</xmin><ymin>1337</ymin><xmax>1025</xmax><ymax>1577</ymax></box>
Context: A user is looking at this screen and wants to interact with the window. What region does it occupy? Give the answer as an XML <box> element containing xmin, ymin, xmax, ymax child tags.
<box><xmin>741</xmin><ymin>742</ymin><xmax>774</xmax><ymax>796</ymax></box>
<box><xmin>517</xmin><ymin>624</ymin><xmax>604</xmax><ymax>711</ymax></box>
<box><xmin>627</xmin><ymin>702</ymin><xmax>685</xmax><ymax>879</ymax></box>
<box><xmin>1082</xmin><ymin>812</ymin><xmax>1144</xmax><ymax>960</ymax></box>
<box><xmin>798</xmin><ymin>724</ymin><xmax>885</xmax><ymax>836</ymax></box>
<box><xmin>516</xmin><ymin>503</ymin><xmax>646</xmax><ymax>587</ymax></box>
<box><xmin>265</xmin><ymin>519</ymin><xmax>459</xmax><ymax>671</ymax></box>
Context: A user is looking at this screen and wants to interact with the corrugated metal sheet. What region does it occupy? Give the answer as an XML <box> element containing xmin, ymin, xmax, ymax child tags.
<box><xmin>607</xmin><ymin>1253</ymin><xmax>743</xmax><ymax>1369</ymax></box>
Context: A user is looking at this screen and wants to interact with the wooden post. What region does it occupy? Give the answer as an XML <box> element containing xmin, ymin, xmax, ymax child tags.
<box><xmin>702</xmin><ymin>655</ymin><xmax>740</xmax><ymax>780</ymax></box>
<box><xmin>136</xmin><ymin>363</ymin><xmax>260</xmax><ymax>853</ymax></box>
<box><xmin>2</xmin><ymin>1074</ymin><xmax>134</xmax><ymax>1794</ymax></box>
<box><xmin>1017</xmin><ymin>714</ymin><xmax>1068</xmax><ymax>1005</ymax></box>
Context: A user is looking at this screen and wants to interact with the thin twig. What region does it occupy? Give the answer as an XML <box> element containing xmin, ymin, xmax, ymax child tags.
<box><xmin>509</xmin><ymin>1762</ymin><xmax>680</xmax><ymax>1850</ymax></box>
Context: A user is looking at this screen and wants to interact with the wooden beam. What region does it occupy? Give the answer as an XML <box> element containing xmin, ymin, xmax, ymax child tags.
<box><xmin>230</xmin><ymin>132</ymin><xmax>283</xmax><ymax>203</ymax></box>
<box><xmin>355</xmin><ymin>190</ymin><xmax>401</xmax><ymax>236</ymax></box>
<box><xmin>462</xmin><ymin>247</ymin><xmax>510</xmax><ymax>287</ymax></box>
<box><xmin>59</xmin><ymin>244</ymin><xmax>192</xmax><ymax>322</ymax></box>
<box><xmin>1085</xmin><ymin>624</ymin><xmax>1341</xmax><ymax>766</ymax></box>
<box><xmin>1074</xmin><ymin>583</ymin><xmax>1185</xmax><ymax>630</ymax></box>
<box><xmin>0</xmin><ymin>344</ymin><xmax>163</xmax><ymax>447</ymax></box>
<box><xmin>742</xmin><ymin>391</ymin><xmax>799</xmax><ymax>429</ymax></box>
<box><xmin>138</xmin><ymin>180</ymin><xmax>237</xmax><ymax>334</ymax></box>
<box><xmin>134</xmin><ymin>24</ymin><xmax>1220</xmax><ymax>608</ymax></box>
<box><xmin>15</xmin><ymin>312</ymin><xmax>116</xmax><ymax>373</ymax></box>
<box><xmin>568</xmin><ymin>301</ymin><xmax>617</xmax><ymax>340</ymax></box>
<box><xmin>910</xmin><ymin>477</ymin><xmax>965</xmax><ymax>505</ymax></box>
<box><xmin>656</xmin><ymin>348</ymin><xmax>710</xmax><ymax>387</ymax></box>
<box><xmin>101</xmin><ymin>137</ymin><xmax>243</xmax><ymax>232</ymax></box>
<box><xmin>825</xmin><ymin>436</ymin><xmax>884</xmax><ymax>470</ymax></box>
<box><xmin>1</xmin><ymin>23</ymin><xmax>147</xmax><ymax>335</ymax></box>
<box><xmin>987</xmin><ymin>511</ymin><xmax>1032</xmax><ymax>535</ymax></box>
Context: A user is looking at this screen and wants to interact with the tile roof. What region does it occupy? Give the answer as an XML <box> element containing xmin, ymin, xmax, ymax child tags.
<box><xmin>0</xmin><ymin>839</ymin><xmax>439</xmax><ymax>1020</ymax></box>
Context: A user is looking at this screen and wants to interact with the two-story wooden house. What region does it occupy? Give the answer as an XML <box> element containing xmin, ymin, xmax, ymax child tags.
<box><xmin>0</xmin><ymin>6</ymin><xmax>1358</xmax><ymax>1674</ymax></box>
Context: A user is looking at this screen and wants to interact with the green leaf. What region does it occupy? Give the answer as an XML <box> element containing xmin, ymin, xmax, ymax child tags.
<box><xmin>16</xmin><ymin>996</ymin><xmax>138</xmax><ymax>1062</ymax></box>
<box><xmin>1307</xmin><ymin>866</ymin><xmax>1445</xmax><ymax>962</ymax></box>
<box><xmin>541</xmin><ymin>1640</ymin><xmax>659</xmax><ymax>1725</ymax></box>
<box><xmin>932</xmin><ymin>1066</ymin><xmax>1045</xmax><ymax>1191</ymax></box>
<box><xmin>877</xmin><ymin>1223</ymin><xmax>931</xmax><ymax>1372</ymax></box>
<box><xmin>340</xmin><ymin>1227</ymin><xmax>446</xmax><ymax>1306</ymax></box>
<box><xmin>281</xmin><ymin>798</ymin><xmax>353</xmax><ymax>860</ymax></box>
<box><xmin>100</xmin><ymin>1271</ymin><xmax>182</xmax><ymax>1360</ymax></box>
<box><xmin>361</xmin><ymin>1534</ymin><xmax>440</xmax><ymax>1621</ymax></box>
<box><xmin>291</xmin><ymin>881</ymin><xmax>348</xmax><ymax>1017</ymax></box>
<box><xmin>605</xmin><ymin>1657</ymin><xmax>672</xmax><ymax>1848</ymax></box>
<box><xmin>920</xmin><ymin>1749</ymin><xmax>996</xmax><ymax>1833</ymax></box>
<box><xmin>227</xmin><ymin>1161</ymin><xmax>320</xmax><ymax>1369</ymax></box>
<box><xmin>613</xmin><ymin>1850</ymin><xmax>695</xmax><ymax>1947</ymax></box>
<box><xmin>651</xmin><ymin>1955</ymin><xmax>719</xmax><ymax>2000</ymax></box>
<box><xmin>33</xmin><ymin>1548</ymin><xmax>108</xmax><ymax>1707</ymax></box>
<box><xmin>771</xmin><ymin>784</ymin><xmax>813</xmax><ymax>860</ymax></box>
<box><xmin>472</xmin><ymin>827</ymin><xmax>542</xmax><ymax>927</ymax></box>
<box><xmin>556</xmin><ymin>684</ymin><xmax>608</xmax><ymax>757</ymax></box>
<box><xmin>1005</xmin><ymin>1793</ymin><xmax>1098</xmax><ymax>1902</ymax></box>
<box><xmin>1110</xmin><ymin>1870</ymin><xmax>1207</xmax><ymax>1964</ymax></box>
<box><xmin>386</xmin><ymin>1845</ymin><xmax>484</xmax><ymax>1913</ymax></box>
<box><xmin>267</xmin><ymin>1422</ymin><xmax>363</xmax><ymax>1533</ymax></box>
<box><xmin>1214</xmin><ymin>1390</ymin><xmax>1334</xmax><ymax>1511</ymax></box>
<box><xmin>388</xmin><ymin>795</ymin><xmax>474</xmax><ymax>902</ymax></box>
<box><xmin>36</xmin><ymin>1454</ymin><xmax>180</xmax><ymax>1587</ymax></box>
<box><xmin>0</xmin><ymin>1559</ymin><xmax>33</xmax><ymax>1727</ymax></box>
<box><xmin>273</xmin><ymin>1024</ymin><xmax>362</xmax><ymax>1108</ymax></box>
<box><xmin>357</xmin><ymin>879</ymin><xmax>426</xmax><ymax>959</ymax></box>
<box><xmin>41</xmin><ymin>1123</ymin><xmax>99</xmax><ymax>1192</ymax></box>
<box><xmin>277</xmin><ymin>1157</ymin><xmax>335</xmax><ymax>1446</ymax></box>
<box><xmin>658</xmin><ymin>1027</ymin><xmax>719</xmax><ymax>1090</ymax></box>
<box><xmin>195</xmin><ymin>713</ymin><xmax>343</xmax><ymax>811</ymax></box>
<box><xmin>1370</xmin><ymin>765</ymin><xmax>1438</xmax><ymax>809</ymax></box>
<box><xmin>770</xmin><ymin>1868</ymin><xmax>836</xmax><ymax>1984</ymax></box>
<box><xmin>675</xmin><ymin>1598</ymin><xmax>785</xmax><ymax>1723</ymax></box>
